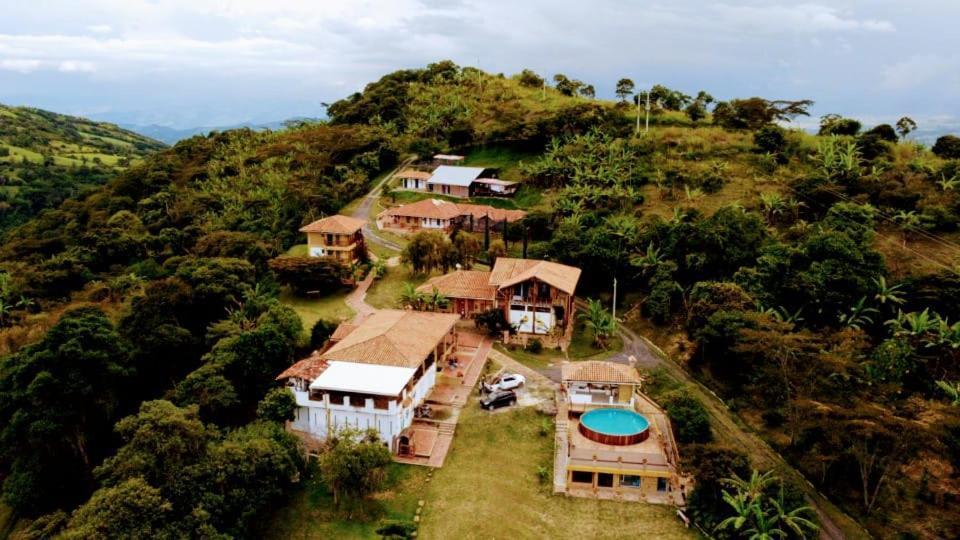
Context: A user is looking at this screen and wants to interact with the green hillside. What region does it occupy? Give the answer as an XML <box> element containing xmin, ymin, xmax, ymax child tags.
<box><xmin>0</xmin><ymin>104</ymin><xmax>165</xmax><ymax>232</ymax></box>
<box><xmin>1</xmin><ymin>62</ymin><xmax>960</xmax><ymax>539</ymax></box>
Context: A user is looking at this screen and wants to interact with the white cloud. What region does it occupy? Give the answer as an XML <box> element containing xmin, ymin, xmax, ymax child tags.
<box><xmin>711</xmin><ymin>3</ymin><xmax>894</xmax><ymax>34</ymax></box>
<box><xmin>0</xmin><ymin>59</ymin><xmax>42</xmax><ymax>72</ymax></box>
<box><xmin>87</xmin><ymin>24</ymin><xmax>112</xmax><ymax>34</ymax></box>
<box><xmin>881</xmin><ymin>54</ymin><xmax>960</xmax><ymax>90</ymax></box>
<box><xmin>58</xmin><ymin>60</ymin><xmax>96</xmax><ymax>72</ymax></box>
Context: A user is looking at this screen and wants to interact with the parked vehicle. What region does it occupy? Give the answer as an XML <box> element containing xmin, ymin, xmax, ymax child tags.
<box><xmin>480</xmin><ymin>390</ymin><xmax>517</xmax><ymax>410</ymax></box>
<box><xmin>485</xmin><ymin>373</ymin><xmax>526</xmax><ymax>392</ymax></box>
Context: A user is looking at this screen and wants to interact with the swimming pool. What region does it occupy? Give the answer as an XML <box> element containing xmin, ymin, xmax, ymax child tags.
<box><xmin>578</xmin><ymin>408</ymin><xmax>650</xmax><ymax>446</ymax></box>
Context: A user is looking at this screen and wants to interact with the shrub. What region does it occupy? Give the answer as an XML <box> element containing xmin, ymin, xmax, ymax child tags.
<box><xmin>476</xmin><ymin>308</ymin><xmax>511</xmax><ymax>336</ymax></box>
<box><xmin>310</xmin><ymin>318</ymin><xmax>338</xmax><ymax>350</ymax></box>
<box><xmin>933</xmin><ymin>135</ymin><xmax>960</xmax><ymax>159</ymax></box>
<box><xmin>661</xmin><ymin>390</ymin><xmax>713</xmax><ymax>444</ymax></box>
<box><xmin>376</xmin><ymin>520</ymin><xmax>417</xmax><ymax>540</ymax></box>
<box><xmin>526</xmin><ymin>338</ymin><xmax>543</xmax><ymax>354</ymax></box>
<box><xmin>753</xmin><ymin>125</ymin><xmax>787</xmax><ymax>156</ymax></box>
<box><xmin>268</xmin><ymin>256</ymin><xmax>350</xmax><ymax>294</ymax></box>
<box><xmin>536</xmin><ymin>465</ymin><xmax>550</xmax><ymax>485</ymax></box>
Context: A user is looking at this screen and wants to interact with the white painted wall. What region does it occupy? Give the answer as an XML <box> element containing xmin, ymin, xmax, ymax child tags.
<box><xmin>286</xmin><ymin>364</ymin><xmax>438</xmax><ymax>446</ymax></box>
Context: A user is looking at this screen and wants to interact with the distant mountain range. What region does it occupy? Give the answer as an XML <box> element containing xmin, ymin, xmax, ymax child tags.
<box><xmin>120</xmin><ymin>118</ymin><xmax>323</xmax><ymax>145</ymax></box>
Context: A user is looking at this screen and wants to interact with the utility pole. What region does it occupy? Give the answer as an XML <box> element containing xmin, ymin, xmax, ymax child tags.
<box><xmin>645</xmin><ymin>90</ymin><xmax>651</xmax><ymax>134</ymax></box>
<box><xmin>542</xmin><ymin>79</ymin><xmax>546</xmax><ymax>101</ymax></box>
<box><xmin>612</xmin><ymin>277</ymin><xmax>618</xmax><ymax>322</ymax></box>
<box><xmin>635</xmin><ymin>93</ymin><xmax>641</xmax><ymax>134</ymax></box>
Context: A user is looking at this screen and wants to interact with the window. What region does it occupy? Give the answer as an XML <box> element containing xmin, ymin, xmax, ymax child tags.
<box><xmin>571</xmin><ymin>471</ymin><xmax>593</xmax><ymax>484</ymax></box>
<box><xmin>597</xmin><ymin>473</ymin><xmax>614</xmax><ymax>488</ymax></box>
<box><xmin>657</xmin><ymin>478</ymin><xmax>668</xmax><ymax>492</ymax></box>
<box><xmin>373</xmin><ymin>396</ymin><xmax>391</xmax><ymax>410</ymax></box>
<box><xmin>328</xmin><ymin>392</ymin><xmax>344</xmax><ymax>405</ymax></box>
<box><xmin>620</xmin><ymin>475</ymin><xmax>642</xmax><ymax>488</ymax></box>
<box><xmin>537</xmin><ymin>282</ymin><xmax>550</xmax><ymax>298</ymax></box>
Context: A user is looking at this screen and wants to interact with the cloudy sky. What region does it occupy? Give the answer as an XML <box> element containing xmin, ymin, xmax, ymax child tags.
<box><xmin>1</xmin><ymin>0</ymin><xmax>958</xmax><ymax>131</ymax></box>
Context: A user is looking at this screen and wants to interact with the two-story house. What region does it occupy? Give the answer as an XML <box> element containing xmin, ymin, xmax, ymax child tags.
<box><xmin>416</xmin><ymin>257</ymin><xmax>581</xmax><ymax>348</ymax></box>
<box><xmin>489</xmin><ymin>258</ymin><xmax>581</xmax><ymax>345</ymax></box>
<box><xmin>276</xmin><ymin>310</ymin><xmax>459</xmax><ymax>451</ymax></box>
<box><xmin>299</xmin><ymin>214</ymin><xmax>367</xmax><ymax>264</ymax></box>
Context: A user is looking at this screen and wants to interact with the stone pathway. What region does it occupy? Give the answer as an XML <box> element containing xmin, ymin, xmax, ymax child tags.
<box><xmin>345</xmin><ymin>272</ymin><xmax>376</xmax><ymax>324</ymax></box>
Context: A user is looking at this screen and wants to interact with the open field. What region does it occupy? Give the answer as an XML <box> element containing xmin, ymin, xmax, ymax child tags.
<box><xmin>419</xmin><ymin>401</ymin><xmax>693</xmax><ymax>539</ymax></box>
<box><xmin>264</xmin><ymin>399</ymin><xmax>693</xmax><ymax>540</ymax></box>
<box><xmin>365</xmin><ymin>265</ymin><xmax>432</xmax><ymax>310</ymax></box>
<box><xmin>279</xmin><ymin>287</ymin><xmax>355</xmax><ymax>335</ymax></box>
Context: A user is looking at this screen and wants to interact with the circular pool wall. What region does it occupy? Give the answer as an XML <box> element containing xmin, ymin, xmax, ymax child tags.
<box><xmin>578</xmin><ymin>408</ymin><xmax>650</xmax><ymax>446</ymax></box>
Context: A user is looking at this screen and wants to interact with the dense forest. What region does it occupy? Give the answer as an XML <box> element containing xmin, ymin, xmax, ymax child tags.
<box><xmin>1</xmin><ymin>61</ymin><xmax>960</xmax><ymax>538</ymax></box>
<box><xmin>0</xmin><ymin>105</ymin><xmax>165</xmax><ymax>233</ymax></box>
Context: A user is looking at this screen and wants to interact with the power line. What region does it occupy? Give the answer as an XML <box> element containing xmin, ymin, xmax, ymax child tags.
<box><xmin>778</xmin><ymin>182</ymin><xmax>960</xmax><ymax>277</ymax></box>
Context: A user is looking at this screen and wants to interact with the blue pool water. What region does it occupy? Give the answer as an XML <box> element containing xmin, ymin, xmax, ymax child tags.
<box><xmin>580</xmin><ymin>408</ymin><xmax>650</xmax><ymax>436</ymax></box>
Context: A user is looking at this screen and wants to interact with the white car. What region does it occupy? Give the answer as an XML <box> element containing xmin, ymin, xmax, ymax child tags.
<box><xmin>486</xmin><ymin>373</ymin><xmax>526</xmax><ymax>392</ymax></box>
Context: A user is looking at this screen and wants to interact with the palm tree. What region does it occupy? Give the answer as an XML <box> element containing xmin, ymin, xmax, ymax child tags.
<box><xmin>892</xmin><ymin>210</ymin><xmax>921</xmax><ymax>247</ymax></box>
<box><xmin>872</xmin><ymin>276</ymin><xmax>906</xmax><ymax>306</ymax></box>
<box><xmin>427</xmin><ymin>287</ymin><xmax>449</xmax><ymax>312</ymax></box>
<box><xmin>838</xmin><ymin>296</ymin><xmax>879</xmax><ymax>329</ymax></box>
<box><xmin>717</xmin><ymin>491</ymin><xmax>755</xmax><ymax>533</ymax></box>
<box><xmin>769</xmin><ymin>485</ymin><xmax>819</xmax><ymax>538</ymax></box>
<box><xmin>724</xmin><ymin>470</ymin><xmax>778</xmax><ymax>500</ymax></box>
<box><xmin>936</xmin><ymin>380</ymin><xmax>960</xmax><ymax>406</ymax></box>
<box><xmin>937</xmin><ymin>173</ymin><xmax>959</xmax><ymax>192</ymax></box>
<box><xmin>759</xmin><ymin>192</ymin><xmax>786</xmax><ymax>224</ymax></box>
<box><xmin>630</xmin><ymin>242</ymin><xmax>663</xmax><ymax>278</ymax></box>
<box><xmin>399</xmin><ymin>282</ymin><xmax>425</xmax><ymax>310</ymax></box>
<box><xmin>579</xmin><ymin>298</ymin><xmax>616</xmax><ymax>348</ymax></box>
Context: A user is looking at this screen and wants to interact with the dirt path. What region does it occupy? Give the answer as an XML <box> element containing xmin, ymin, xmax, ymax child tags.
<box><xmin>346</xmin><ymin>158</ymin><xmax>412</xmax><ymax>252</ymax></box>
<box><xmin>344</xmin><ymin>272</ymin><xmax>376</xmax><ymax>324</ymax></box>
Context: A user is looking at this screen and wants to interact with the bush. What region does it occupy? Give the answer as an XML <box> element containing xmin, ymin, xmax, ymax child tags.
<box><xmin>933</xmin><ymin>135</ymin><xmax>960</xmax><ymax>159</ymax></box>
<box><xmin>376</xmin><ymin>520</ymin><xmax>417</xmax><ymax>540</ymax></box>
<box><xmin>661</xmin><ymin>390</ymin><xmax>713</xmax><ymax>444</ymax></box>
<box><xmin>525</xmin><ymin>338</ymin><xmax>543</xmax><ymax>354</ymax></box>
<box><xmin>310</xmin><ymin>318</ymin><xmax>338</xmax><ymax>350</ymax></box>
<box><xmin>257</xmin><ymin>387</ymin><xmax>297</xmax><ymax>423</ymax></box>
<box><xmin>476</xmin><ymin>308</ymin><xmax>511</xmax><ymax>336</ymax></box>
<box><xmin>268</xmin><ymin>256</ymin><xmax>350</xmax><ymax>294</ymax></box>
<box><xmin>753</xmin><ymin>125</ymin><xmax>787</xmax><ymax>156</ymax></box>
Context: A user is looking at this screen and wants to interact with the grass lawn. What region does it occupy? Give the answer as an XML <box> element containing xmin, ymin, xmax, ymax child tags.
<box><xmin>365</xmin><ymin>265</ymin><xmax>432</xmax><ymax>310</ymax></box>
<box><xmin>462</xmin><ymin>143</ymin><xmax>538</xmax><ymax>182</ymax></box>
<box><xmin>279</xmin><ymin>287</ymin><xmax>355</xmax><ymax>335</ymax></box>
<box><xmin>568</xmin><ymin>323</ymin><xmax>624</xmax><ymax>360</ymax></box>
<box><xmin>495</xmin><ymin>323</ymin><xmax>625</xmax><ymax>371</ymax></box>
<box><xmin>419</xmin><ymin>401</ymin><xmax>694</xmax><ymax>539</ymax></box>
<box><xmin>262</xmin><ymin>462</ymin><xmax>429</xmax><ymax>539</ymax></box>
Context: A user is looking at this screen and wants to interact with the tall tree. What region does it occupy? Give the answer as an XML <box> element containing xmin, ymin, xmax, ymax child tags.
<box><xmin>615</xmin><ymin>78</ymin><xmax>635</xmax><ymax>103</ymax></box>
<box><xmin>0</xmin><ymin>307</ymin><xmax>131</xmax><ymax>513</ymax></box>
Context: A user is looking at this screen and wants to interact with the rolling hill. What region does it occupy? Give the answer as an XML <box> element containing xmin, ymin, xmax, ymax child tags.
<box><xmin>0</xmin><ymin>104</ymin><xmax>165</xmax><ymax>232</ymax></box>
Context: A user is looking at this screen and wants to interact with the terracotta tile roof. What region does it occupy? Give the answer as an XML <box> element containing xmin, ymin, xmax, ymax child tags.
<box><xmin>416</xmin><ymin>270</ymin><xmax>497</xmax><ymax>300</ymax></box>
<box><xmin>276</xmin><ymin>351</ymin><xmax>329</xmax><ymax>382</ymax></box>
<box><xmin>457</xmin><ymin>204</ymin><xmax>526</xmax><ymax>223</ymax></box>
<box><xmin>561</xmin><ymin>361</ymin><xmax>643</xmax><ymax>385</ymax></box>
<box><xmin>321</xmin><ymin>310</ymin><xmax>460</xmax><ymax>368</ymax></box>
<box><xmin>489</xmin><ymin>258</ymin><xmax>582</xmax><ymax>295</ymax></box>
<box><xmin>381</xmin><ymin>198</ymin><xmax>464</xmax><ymax>220</ymax></box>
<box><xmin>396</xmin><ymin>169</ymin><xmax>432</xmax><ymax>180</ymax></box>
<box><xmin>329</xmin><ymin>323</ymin><xmax>358</xmax><ymax>342</ymax></box>
<box><xmin>379</xmin><ymin>199</ymin><xmax>527</xmax><ymax>224</ymax></box>
<box><xmin>299</xmin><ymin>214</ymin><xmax>366</xmax><ymax>234</ymax></box>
